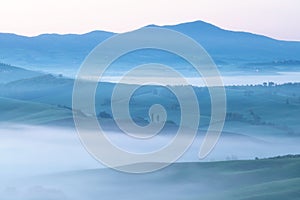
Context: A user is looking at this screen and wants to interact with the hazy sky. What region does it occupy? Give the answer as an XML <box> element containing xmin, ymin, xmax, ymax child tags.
<box><xmin>1</xmin><ymin>0</ymin><xmax>299</xmax><ymax>41</ymax></box>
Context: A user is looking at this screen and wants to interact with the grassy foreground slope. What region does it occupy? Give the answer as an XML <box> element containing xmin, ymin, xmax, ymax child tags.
<box><xmin>22</xmin><ymin>157</ymin><xmax>300</xmax><ymax>200</ymax></box>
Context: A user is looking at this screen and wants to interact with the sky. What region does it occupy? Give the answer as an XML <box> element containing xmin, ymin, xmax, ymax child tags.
<box><xmin>1</xmin><ymin>0</ymin><xmax>299</xmax><ymax>41</ymax></box>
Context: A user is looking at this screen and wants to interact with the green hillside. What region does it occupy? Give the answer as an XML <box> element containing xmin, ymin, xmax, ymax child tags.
<box><xmin>25</xmin><ymin>157</ymin><xmax>300</xmax><ymax>200</ymax></box>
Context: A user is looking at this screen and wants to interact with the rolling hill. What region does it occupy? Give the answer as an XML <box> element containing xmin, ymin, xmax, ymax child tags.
<box><xmin>4</xmin><ymin>157</ymin><xmax>300</xmax><ymax>200</ymax></box>
<box><xmin>0</xmin><ymin>62</ymin><xmax>42</xmax><ymax>83</ymax></box>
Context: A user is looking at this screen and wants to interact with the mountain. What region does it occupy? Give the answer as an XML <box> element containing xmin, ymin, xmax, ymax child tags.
<box><xmin>155</xmin><ymin>21</ymin><xmax>300</xmax><ymax>63</ymax></box>
<box><xmin>0</xmin><ymin>31</ymin><xmax>114</xmax><ymax>74</ymax></box>
<box><xmin>0</xmin><ymin>20</ymin><xmax>300</xmax><ymax>75</ymax></box>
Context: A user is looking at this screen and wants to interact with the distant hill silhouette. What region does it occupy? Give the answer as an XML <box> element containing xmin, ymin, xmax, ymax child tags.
<box><xmin>0</xmin><ymin>20</ymin><xmax>299</xmax><ymax>74</ymax></box>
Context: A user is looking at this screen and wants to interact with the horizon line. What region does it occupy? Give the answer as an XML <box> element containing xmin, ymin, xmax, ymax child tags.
<box><xmin>1</xmin><ymin>20</ymin><xmax>299</xmax><ymax>42</ymax></box>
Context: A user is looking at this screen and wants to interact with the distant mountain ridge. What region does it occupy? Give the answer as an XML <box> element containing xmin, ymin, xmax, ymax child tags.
<box><xmin>0</xmin><ymin>20</ymin><xmax>300</xmax><ymax>75</ymax></box>
<box><xmin>0</xmin><ymin>30</ymin><xmax>114</xmax><ymax>73</ymax></box>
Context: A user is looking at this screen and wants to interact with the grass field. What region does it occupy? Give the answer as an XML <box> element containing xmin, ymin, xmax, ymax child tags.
<box><xmin>2</xmin><ymin>157</ymin><xmax>299</xmax><ymax>200</ymax></box>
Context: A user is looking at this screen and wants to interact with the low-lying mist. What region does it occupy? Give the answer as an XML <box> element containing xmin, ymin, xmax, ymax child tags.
<box><xmin>1</xmin><ymin>123</ymin><xmax>300</xmax><ymax>199</ymax></box>
<box><xmin>1</xmin><ymin>123</ymin><xmax>299</xmax><ymax>177</ymax></box>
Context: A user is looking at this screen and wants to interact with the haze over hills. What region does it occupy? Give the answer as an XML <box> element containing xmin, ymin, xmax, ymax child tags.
<box><xmin>0</xmin><ymin>20</ymin><xmax>300</xmax><ymax>75</ymax></box>
<box><xmin>0</xmin><ymin>19</ymin><xmax>300</xmax><ymax>200</ymax></box>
